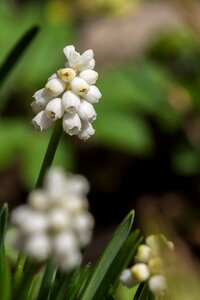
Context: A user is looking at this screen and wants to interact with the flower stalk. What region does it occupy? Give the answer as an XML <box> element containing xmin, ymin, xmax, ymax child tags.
<box><xmin>35</xmin><ymin>119</ymin><xmax>63</xmax><ymax>188</ymax></box>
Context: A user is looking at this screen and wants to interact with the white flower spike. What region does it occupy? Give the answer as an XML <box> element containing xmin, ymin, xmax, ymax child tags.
<box><xmin>10</xmin><ymin>167</ymin><xmax>94</xmax><ymax>272</ymax></box>
<box><xmin>120</xmin><ymin>234</ymin><xmax>174</xmax><ymax>297</ymax></box>
<box><xmin>31</xmin><ymin>45</ymin><xmax>101</xmax><ymax>140</ymax></box>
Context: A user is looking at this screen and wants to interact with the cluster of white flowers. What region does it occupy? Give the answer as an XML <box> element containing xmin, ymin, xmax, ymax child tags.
<box><xmin>120</xmin><ymin>234</ymin><xmax>174</xmax><ymax>296</ymax></box>
<box><xmin>31</xmin><ymin>45</ymin><xmax>102</xmax><ymax>140</ymax></box>
<box><xmin>10</xmin><ymin>167</ymin><xmax>94</xmax><ymax>271</ymax></box>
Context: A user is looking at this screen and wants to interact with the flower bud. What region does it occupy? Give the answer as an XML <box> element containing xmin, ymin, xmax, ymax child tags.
<box><xmin>53</xmin><ymin>232</ymin><xmax>78</xmax><ymax>256</ymax></box>
<box><xmin>28</xmin><ymin>190</ymin><xmax>49</xmax><ymax>211</ymax></box>
<box><xmin>77</xmin><ymin>100</ymin><xmax>97</xmax><ymax>122</ymax></box>
<box><xmin>83</xmin><ymin>85</ymin><xmax>102</xmax><ymax>103</ymax></box>
<box><xmin>135</xmin><ymin>244</ymin><xmax>153</xmax><ymax>263</ymax></box>
<box><xmin>62</xmin><ymin>112</ymin><xmax>81</xmax><ymax>135</ymax></box>
<box><xmin>24</xmin><ymin>234</ymin><xmax>51</xmax><ymax>261</ymax></box>
<box><xmin>68</xmin><ymin>51</ymin><xmax>81</xmax><ymax>68</ymax></box>
<box><xmin>79</xmin><ymin>70</ymin><xmax>98</xmax><ymax>84</ymax></box>
<box><xmin>45</xmin><ymin>98</ymin><xmax>65</xmax><ymax>120</ymax></box>
<box><xmin>62</xmin><ymin>91</ymin><xmax>81</xmax><ymax>112</ymax></box>
<box><xmin>148</xmin><ymin>257</ymin><xmax>164</xmax><ymax>274</ymax></box>
<box><xmin>47</xmin><ymin>73</ymin><xmax>57</xmax><ymax>81</ymax></box>
<box><xmin>31</xmin><ymin>101</ymin><xmax>42</xmax><ymax>114</ymax></box>
<box><xmin>77</xmin><ymin>121</ymin><xmax>95</xmax><ymax>141</ymax></box>
<box><xmin>81</xmin><ymin>49</ymin><xmax>94</xmax><ymax>61</ymax></box>
<box><xmin>78</xmin><ymin>58</ymin><xmax>95</xmax><ymax>71</ymax></box>
<box><xmin>148</xmin><ymin>275</ymin><xmax>167</xmax><ymax>296</ymax></box>
<box><xmin>131</xmin><ymin>263</ymin><xmax>150</xmax><ymax>282</ymax></box>
<box><xmin>32</xmin><ymin>111</ymin><xmax>53</xmax><ymax>131</ymax></box>
<box><xmin>120</xmin><ymin>269</ymin><xmax>135</xmax><ymax>288</ymax></box>
<box><xmin>48</xmin><ymin>209</ymin><xmax>71</xmax><ymax>232</ymax></box>
<box><xmin>71</xmin><ymin>78</ymin><xmax>89</xmax><ymax>96</ymax></box>
<box><xmin>63</xmin><ymin>45</ymin><xmax>75</xmax><ymax>60</ymax></box>
<box><xmin>45</xmin><ymin>78</ymin><xmax>66</xmax><ymax>97</ymax></box>
<box><xmin>57</xmin><ymin>68</ymin><xmax>76</xmax><ymax>82</ymax></box>
<box><xmin>58</xmin><ymin>250</ymin><xmax>82</xmax><ymax>271</ymax></box>
<box><xmin>33</xmin><ymin>88</ymin><xmax>53</xmax><ymax>107</ymax></box>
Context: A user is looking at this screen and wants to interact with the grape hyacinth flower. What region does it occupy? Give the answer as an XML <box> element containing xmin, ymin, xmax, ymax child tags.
<box><xmin>31</xmin><ymin>45</ymin><xmax>102</xmax><ymax>140</ymax></box>
<box><xmin>10</xmin><ymin>167</ymin><xmax>94</xmax><ymax>271</ymax></box>
<box><xmin>120</xmin><ymin>234</ymin><xmax>174</xmax><ymax>296</ymax></box>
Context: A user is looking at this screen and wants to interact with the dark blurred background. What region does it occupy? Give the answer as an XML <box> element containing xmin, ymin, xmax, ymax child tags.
<box><xmin>1</xmin><ymin>0</ymin><xmax>200</xmax><ymax>261</ymax></box>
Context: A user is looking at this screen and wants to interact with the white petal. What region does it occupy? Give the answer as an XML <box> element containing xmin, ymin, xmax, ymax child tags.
<box><xmin>63</xmin><ymin>45</ymin><xmax>75</xmax><ymax>60</ymax></box>
<box><xmin>57</xmin><ymin>250</ymin><xmax>82</xmax><ymax>272</ymax></box>
<box><xmin>45</xmin><ymin>98</ymin><xmax>65</xmax><ymax>120</ymax></box>
<box><xmin>57</xmin><ymin>68</ymin><xmax>76</xmax><ymax>82</ymax></box>
<box><xmin>28</xmin><ymin>190</ymin><xmax>49</xmax><ymax>211</ymax></box>
<box><xmin>11</xmin><ymin>206</ymin><xmax>48</xmax><ymax>234</ymax></box>
<box><xmin>47</xmin><ymin>73</ymin><xmax>58</xmax><ymax>81</ymax></box>
<box><xmin>62</xmin><ymin>112</ymin><xmax>81</xmax><ymax>135</ymax></box>
<box><xmin>83</xmin><ymin>85</ymin><xmax>102</xmax><ymax>103</ymax></box>
<box><xmin>31</xmin><ymin>111</ymin><xmax>53</xmax><ymax>131</ymax></box>
<box><xmin>131</xmin><ymin>263</ymin><xmax>150</xmax><ymax>282</ymax></box>
<box><xmin>148</xmin><ymin>275</ymin><xmax>167</xmax><ymax>296</ymax></box>
<box><xmin>31</xmin><ymin>101</ymin><xmax>43</xmax><ymax>114</ymax></box>
<box><xmin>73</xmin><ymin>213</ymin><xmax>94</xmax><ymax>233</ymax></box>
<box><xmin>62</xmin><ymin>91</ymin><xmax>81</xmax><ymax>112</ymax></box>
<box><xmin>120</xmin><ymin>269</ymin><xmax>135</xmax><ymax>288</ymax></box>
<box><xmin>78</xmin><ymin>50</ymin><xmax>94</xmax><ymax>68</ymax></box>
<box><xmin>48</xmin><ymin>209</ymin><xmax>71</xmax><ymax>232</ymax></box>
<box><xmin>45</xmin><ymin>78</ymin><xmax>66</xmax><ymax>97</ymax></box>
<box><xmin>64</xmin><ymin>196</ymin><xmax>88</xmax><ymax>213</ymax></box>
<box><xmin>33</xmin><ymin>88</ymin><xmax>53</xmax><ymax>107</ymax></box>
<box><xmin>53</xmin><ymin>232</ymin><xmax>78</xmax><ymax>256</ymax></box>
<box><xmin>24</xmin><ymin>234</ymin><xmax>51</xmax><ymax>261</ymax></box>
<box><xmin>78</xmin><ymin>58</ymin><xmax>95</xmax><ymax>71</ymax></box>
<box><xmin>71</xmin><ymin>77</ymin><xmax>89</xmax><ymax>96</ymax></box>
<box><xmin>68</xmin><ymin>51</ymin><xmax>81</xmax><ymax>68</ymax></box>
<box><xmin>135</xmin><ymin>245</ymin><xmax>153</xmax><ymax>263</ymax></box>
<box><xmin>77</xmin><ymin>100</ymin><xmax>96</xmax><ymax>122</ymax></box>
<box><xmin>67</xmin><ymin>174</ymin><xmax>90</xmax><ymax>196</ymax></box>
<box><xmin>77</xmin><ymin>121</ymin><xmax>95</xmax><ymax>140</ymax></box>
<box><xmin>79</xmin><ymin>70</ymin><xmax>98</xmax><ymax>84</ymax></box>
<box><xmin>11</xmin><ymin>205</ymin><xmax>32</xmax><ymax>227</ymax></box>
<box><xmin>81</xmin><ymin>49</ymin><xmax>94</xmax><ymax>61</ymax></box>
<box><xmin>44</xmin><ymin>167</ymin><xmax>68</xmax><ymax>199</ymax></box>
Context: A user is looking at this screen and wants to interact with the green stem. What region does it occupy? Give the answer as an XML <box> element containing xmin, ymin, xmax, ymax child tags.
<box><xmin>35</xmin><ymin>119</ymin><xmax>63</xmax><ymax>188</ymax></box>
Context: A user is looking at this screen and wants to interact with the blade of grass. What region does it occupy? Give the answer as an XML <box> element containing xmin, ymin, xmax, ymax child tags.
<box><xmin>80</xmin><ymin>210</ymin><xmax>135</xmax><ymax>300</ymax></box>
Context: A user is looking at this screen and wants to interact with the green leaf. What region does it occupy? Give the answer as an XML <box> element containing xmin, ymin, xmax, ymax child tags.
<box><xmin>133</xmin><ymin>282</ymin><xmax>149</xmax><ymax>300</ymax></box>
<box><xmin>80</xmin><ymin>210</ymin><xmax>135</xmax><ymax>300</ymax></box>
<box><xmin>110</xmin><ymin>231</ymin><xmax>143</xmax><ymax>296</ymax></box>
<box><xmin>37</xmin><ymin>260</ymin><xmax>57</xmax><ymax>300</ymax></box>
<box><xmin>0</xmin><ymin>250</ymin><xmax>11</xmax><ymax>300</ymax></box>
<box><xmin>69</xmin><ymin>264</ymin><xmax>91</xmax><ymax>300</ymax></box>
<box><xmin>0</xmin><ymin>204</ymin><xmax>8</xmax><ymax>249</ymax></box>
<box><xmin>0</xmin><ymin>25</ymin><xmax>39</xmax><ymax>111</ymax></box>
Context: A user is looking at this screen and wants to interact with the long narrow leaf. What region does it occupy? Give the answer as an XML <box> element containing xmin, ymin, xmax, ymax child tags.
<box><xmin>109</xmin><ymin>230</ymin><xmax>143</xmax><ymax>296</ymax></box>
<box><xmin>0</xmin><ymin>204</ymin><xmax>8</xmax><ymax>249</ymax></box>
<box><xmin>0</xmin><ymin>25</ymin><xmax>39</xmax><ymax>111</ymax></box>
<box><xmin>37</xmin><ymin>260</ymin><xmax>57</xmax><ymax>300</ymax></box>
<box><xmin>69</xmin><ymin>264</ymin><xmax>91</xmax><ymax>300</ymax></box>
<box><xmin>80</xmin><ymin>210</ymin><xmax>135</xmax><ymax>300</ymax></box>
<box><xmin>0</xmin><ymin>250</ymin><xmax>11</xmax><ymax>300</ymax></box>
